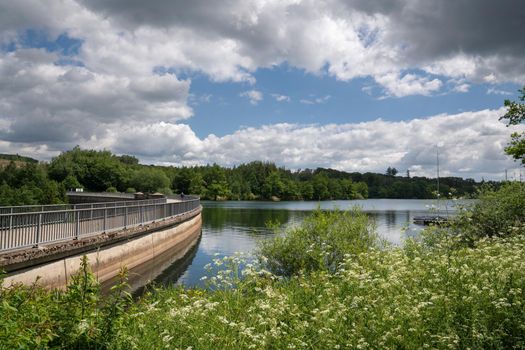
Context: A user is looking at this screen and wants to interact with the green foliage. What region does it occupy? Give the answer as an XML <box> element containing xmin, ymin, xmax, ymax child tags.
<box><xmin>111</xmin><ymin>225</ymin><xmax>525</xmax><ymax>349</ymax></box>
<box><xmin>0</xmin><ymin>256</ymin><xmax>131</xmax><ymax>349</ymax></box>
<box><xmin>48</xmin><ymin>147</ymin><xmax>127</xmax><ymax>191</ymax></box>
<box><xmin>2</xmin><ymin>188</ymin><xmax>525</xmax><ymax>349</ymax></box>
<box><xmin>385</xmin><ymin>166</ymin><xmax>398</xmax><ymax>176</ymax></box>
<box><xmin>447</xmin><ymin>182</ymin><xmax>525</xmax><ymax>243</ymax></box>
<box><xmin>62</xmin><ymin>174</ymin><xmax>82</xmax><ymax>190</ymax></box>
<box><xmin>128</xmin><ymin>167</ymin><xmax>170</xmax><ymax>193</ymax></box>
<box><xmin>258</xmin><ymin>209</ymin><xmax>379</xmax><ymax>276</ymax></box>
<box><xmin>0</xmin><ymin>161</ymin><xmax>65</xmax><ymax>206</ymax></box>
<box><xmin>501</xmin><ymin>85</ymin><xmax>525</xmax><ymax>164</ymax></box>
<box><xmin>158</xmin><ymin>187</ymin><xmax>173</xmax><ymax>195</ymax></box>
<box><xmin>0</xmin><ymin>277</ymin><xmax>57</xmax><ymax>348</ymax></box>
<box><xmin>117</xmin><ymin>154</ymin><xmax>139</xmax><ymax>165</ymax></box>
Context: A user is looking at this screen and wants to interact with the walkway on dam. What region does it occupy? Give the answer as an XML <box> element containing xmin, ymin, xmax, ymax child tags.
<box><xmin>0</xmin><ymin>194</ymin><xmax>200</xmax><ymax>253</ymax></box>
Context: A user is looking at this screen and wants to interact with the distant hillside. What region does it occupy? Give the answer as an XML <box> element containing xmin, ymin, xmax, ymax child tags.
<box><xmin>0</xmin><ymin>153</ymin><xmax>38</xmax><ymax>169</ymax></box>
<box><xmin>0</xmin><ymin>153</ymin><xmax>38</xmax><ymax>163</ymax></box>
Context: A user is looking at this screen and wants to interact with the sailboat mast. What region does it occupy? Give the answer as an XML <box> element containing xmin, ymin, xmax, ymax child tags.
<box><xmin>436</xmin><ymin>147</ymin><xmax>440</xmax><ymax>198</ymax></box>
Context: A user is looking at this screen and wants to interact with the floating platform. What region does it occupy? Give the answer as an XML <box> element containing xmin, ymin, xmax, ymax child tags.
<box><xmin>413</xmin><ymin>215</ymin><xmax>449</xmax><ymax>226</ymax></box>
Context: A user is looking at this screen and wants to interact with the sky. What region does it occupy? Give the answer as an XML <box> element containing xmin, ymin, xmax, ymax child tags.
<box><xmin>0</xmin><ymin>0</ymin><xmax>524</xmax><ymax>180</ymax></box>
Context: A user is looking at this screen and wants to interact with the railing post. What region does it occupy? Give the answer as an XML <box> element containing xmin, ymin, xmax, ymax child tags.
<box><xmin>75</xmin><ymin>211</ymin><xmax>80</xmax><ymax>239</ymax></box>
<box><xmin>124</xmin><ymin>206</ymin><xmax>128</xmax><ymax>228</ymax></box>
<box><xmin>140</xmin><ymin>204</ymin><xmax>143</xmax><ymax>224</ymax></box>
<box><xmin>9</xmin><ymin>207</ymin><xmax>13</xmax><ymax>232</ymax></box>
<box><xmin>103</xmin><ymin>208</ymin><xmax>107</xmax><ymax>232</ymax></box>
<box><xmin>35</xmin><ymin>213</ymin><xmax>42</xmax><ymax>247</ymax></box>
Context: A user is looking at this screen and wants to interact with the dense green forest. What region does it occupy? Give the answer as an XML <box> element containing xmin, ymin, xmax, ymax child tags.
<box><xmin>0</xmin><ymin>147</ymin><xmax>487</xmax><ymax>205</ymax></box>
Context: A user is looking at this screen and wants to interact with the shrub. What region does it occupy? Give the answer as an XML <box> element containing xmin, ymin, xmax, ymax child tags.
<box><xmin>450</xmin><ymin>182</ymin><xmax>525</xmax><ymax>243</ymax></box>
<box><xmin>257</xmin><ymin>208</ymin><xmax>379</xmax><ymax>276</ymax></box>
<box><xmin>0</xmin><ymin>257</ymin><xmax>131</xmax><ymax>349</ymax></box>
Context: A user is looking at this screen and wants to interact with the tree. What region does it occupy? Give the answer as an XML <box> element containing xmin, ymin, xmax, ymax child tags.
<box><xmin>501</xmin><ymin>85</ymin><xmax>525</xmax><ymax>165</ymax></box>
<box><xmin>117</xmin><ymin>154</ymin><xmax>139</xmax><ymax>165</ymax></box>
<box><xmin>262</xmin><ymin>171</ymin><xmax>284</xmax><ymax>199</ymax></box>
<box><xmin>188</xmin><ymin>172</ymin><xmax>206</xmax><ymax>195</ymax></box>
<box><xmin>386</xmin><ymin>167</ymin><xmax>398</xmax><ymax>176</ymax></box>
<box><xmin>48</xmin><ymin>147</ymin><xmax>126</xmax><ymax>191</ymax></box>
<box><xmin>128</xmin><ymin>168</ymin><xmax>170</xmax><ymax>193</ymax></box>
<box><xmin>312</xmin><ymin>173</ymin><xmax>330</xmax><ymax>200</ymax></box>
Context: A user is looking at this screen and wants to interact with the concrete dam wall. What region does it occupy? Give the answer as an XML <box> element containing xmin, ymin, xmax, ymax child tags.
<box><xmin>1</xmin><ymin>205</ymin><xmax>202</xmax><ymax>290</ymax></box>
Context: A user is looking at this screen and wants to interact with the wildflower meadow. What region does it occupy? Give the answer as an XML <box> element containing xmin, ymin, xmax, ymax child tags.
<box><xmin>1</xmin><ymin>183</ymin><xmax>525</xmax><ymax>349</ymax></box>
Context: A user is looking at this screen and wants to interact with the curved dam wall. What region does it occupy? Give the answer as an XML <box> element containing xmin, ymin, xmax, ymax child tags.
<box><xmin>2</xmin><ymin>209</ymin><xmax>202</xmax><ymax>290</ymax></box>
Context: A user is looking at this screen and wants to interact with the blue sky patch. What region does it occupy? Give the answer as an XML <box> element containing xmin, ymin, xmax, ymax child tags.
<box><xmin>19</xmin><ymin>29</ymin><xmax>83</xmax><ymax>56</ymax></box>
<box><xmin>184</xmin><ymin>65</ymin><xmax>521</xmax><ymax>138</ymax></box>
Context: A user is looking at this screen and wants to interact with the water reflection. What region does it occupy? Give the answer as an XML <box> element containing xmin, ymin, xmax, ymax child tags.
<box><xmin>205</xmin><ymin>207</ymin><xmax>298</xmax><ymax>232</ymax></box>
<box><xmin>145</xmin><ymin>199</ymin><xmax>470</xmax><ymax>289</ymax></box>
<box><xmin>101</xmin><ymin>231</ymin><xmax>201</xmax><ymax>295</ymax></box>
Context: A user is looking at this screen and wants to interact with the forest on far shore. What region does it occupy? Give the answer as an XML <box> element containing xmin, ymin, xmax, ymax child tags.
<box><xmin>0</xmin><ymin>147</ymin><xmax>489</xmax><ymax>206</ymax></box>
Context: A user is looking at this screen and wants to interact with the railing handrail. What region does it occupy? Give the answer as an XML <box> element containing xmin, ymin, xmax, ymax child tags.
<box><xmin>0</xmin><ymin>197</ymin><xmax>166</xmax><ymax>213</ymax></box>
<box><xmin>0</xmin><ymin>193</ymin><xmax>201</xmax><ymax>210</ymax></box>
<box><xmin>66</xmin><ymin>191</ymin><xmax>139</xmax><ymax>200</ymax></box>
<box><xmin>0</xmin><ymin>198</ymin><xmax>200</xmax><ymax>217</ymax></box>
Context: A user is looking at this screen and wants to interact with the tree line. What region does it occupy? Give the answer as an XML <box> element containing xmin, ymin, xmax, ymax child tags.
<box><xmin>0</xmin><ymin>146</ymin><xmax>487</xmax><ymax>206</ymax></box>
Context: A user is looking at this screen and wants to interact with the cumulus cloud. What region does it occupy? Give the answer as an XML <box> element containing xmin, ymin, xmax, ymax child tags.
<box><xmin>240</xmin><ymin>90</ymin><xmax>263</xmax><ymax>105</ymax></box>
<box><xmin>84</xmin><ymin>109</ymin><xmax>521</xmax><ymax>180</ymax></box>
<box><xmin>375</xmin><ymin>73</ymin><xmax>442</xmax><ymax>98</ymax></box>
<box><xmin>0</xmin><ymin>0</ymin><xmax>524</xmax><ymax>179</ymax></box>
<box><xmin>2</xmin><ymin>0</ymin><xmax>523</xmax><ymax>97</ymax></box>
<box><xmin>0</xmin><ymin>48</ymin><xmax>191</xmax><ymax>151</ymax></box>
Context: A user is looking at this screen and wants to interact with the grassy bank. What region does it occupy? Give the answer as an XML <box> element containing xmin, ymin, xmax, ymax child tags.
<box><xmin>1</xmin><ymin>184</ymin><xmax>525</xmax><ymax>349</ymax></box>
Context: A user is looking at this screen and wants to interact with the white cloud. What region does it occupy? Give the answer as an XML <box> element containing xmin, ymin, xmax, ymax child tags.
<box><xmin>0</xmin><ymin>48</ymin><xmax>191</xmax><ymax>149</ymax></box>
<box><xmin>300</xmin><ymin>95</ymin><xmax>331</xmax><ymax>104</ymax></box>
<box><xmin>271</xmin><ymin>94</ymin><xmax>290</xmax><ymax>102</ymax></box>
<box><xmin>375</xmin><ymin>72</ymin><xmax>443</xmax><ymax>98</ymax></box>
<box><xmin>487</xmin><ymin>87</ymin><xmax>512</xmax><ymax>96</ymax></box>
<box><xmin>0</xmin><ymin>102</ymin><xmax>520</xmax><ymax>180</ymax></box>
<box><xmin>453</xmin><ymin>84</ymin><xmax>470</xmax><ymax>93</ymax></box>
<box><xmin>0</xmin><ymin>0</ymin><xmax>522</xmax><ymax>111</ymax></box>
<box><xmin>240</xmin><ymin>90</ymin><xmax>263</xmax><ymax>105</ymax></box>
<box><xmin>71</xmin><ymin>108</ymin><xmax>522</xmax><ymax>181</ymax></box>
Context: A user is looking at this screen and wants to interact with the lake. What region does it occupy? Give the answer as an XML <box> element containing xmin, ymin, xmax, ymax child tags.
<box><xmin>143</xmin><ymin>198</ymin><xmax>462</xmax><ymax>290</ymax></box>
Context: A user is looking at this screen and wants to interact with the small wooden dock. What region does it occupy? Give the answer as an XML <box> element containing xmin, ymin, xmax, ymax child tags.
<box><xmin>413</xmin><ymin>215</ymin><xmax>449</xmax><ymax>226</ymax></box>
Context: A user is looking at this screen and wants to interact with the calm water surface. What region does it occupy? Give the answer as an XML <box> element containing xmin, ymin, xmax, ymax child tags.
<box><xmin>145</xmin><ymin>199</ymin><xmax>463</xmax><ymax>289</ymax></box>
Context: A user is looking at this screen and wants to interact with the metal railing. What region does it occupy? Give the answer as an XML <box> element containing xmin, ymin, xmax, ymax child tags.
<box><xmin>0</xmin><ymin>197</ymin><xmax>200</xmax><ymax>253</ymax></box>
